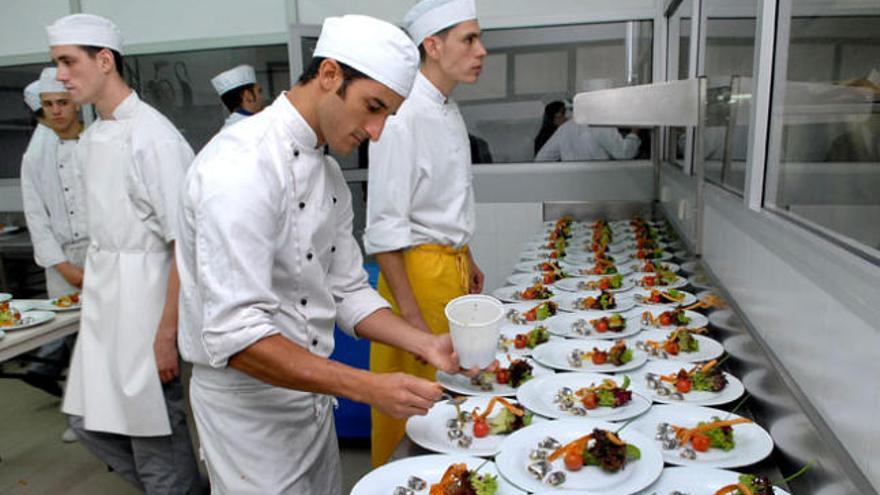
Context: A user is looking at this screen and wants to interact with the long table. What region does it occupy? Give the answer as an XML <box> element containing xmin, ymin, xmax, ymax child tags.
<box><xmin>0</xmin><ymin>304</ymin><xmax>80</xmax><ymax>362</ymax></box>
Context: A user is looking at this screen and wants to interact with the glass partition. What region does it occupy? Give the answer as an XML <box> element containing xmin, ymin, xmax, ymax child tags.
<box><xmin>666</xmin><ymin>0</ymin><xmax>692</xmax><ymax>168</ymax></box>
<box><xmin>0</xmin><ymin>62</ymin><xmax>49</xmax><ymax>179</ymax></box>
<box><xmin>766</xmin><ymin>6</ymin><xmax>880</xmax><ymax>252</ymax></box>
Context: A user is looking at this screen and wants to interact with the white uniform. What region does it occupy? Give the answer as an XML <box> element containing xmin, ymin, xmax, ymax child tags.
<box><xmin>364</xmin><ymin>72</ymin><xmax>475</xmax><ymax>254</ymax></box>
<box><xmin>63</xmin><ymin>92</ymin><xmax>192</xmax><ymax>436</ymax></box>
<box><xmin>177</xmin><ymin>94</ymin><xmax>389</xmax><ymax>494</ymax></box>
<box><xmin>221</xmin><ymin>110</ymin><xmax>249</xmax><ymax>129</ymax></box>
<box><xmin>535</xmin><ymin>120</ymin><xmax>641</xmax><ymax>162</ymax></box>
<box><xmin>20</xmin><ymin>124</ymin><xmax>89</xmax><ymax>297</ymax></box>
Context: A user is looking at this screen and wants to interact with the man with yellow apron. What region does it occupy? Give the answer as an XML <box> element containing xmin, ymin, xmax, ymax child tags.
<box><xmin>364</xmin><ymin>0</ymin><xmax>488</xmax><ymax>466</ymax></box>
<box><xmin>47</xmin><ymin>14</ymin><xmax>200</xmax><ymax>493</ymax></box>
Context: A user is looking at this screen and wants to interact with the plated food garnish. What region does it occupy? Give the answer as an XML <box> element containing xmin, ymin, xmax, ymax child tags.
<box><xmin>531</xmin><ymin>428</ymin><xmax>641</xmax><ymax>486</ymax></box>
<box><xmin>577</xmin><ymin>274</ymin><xmax>624</xmax><ymax>291</ymax></box>
<box><xmin>586</xmin><ymin>258</ymin><xmax>619</xmax><ymax>275</ymax></box>
<box><xmin>633</xmin><ymin>247</ymin><xmax>667</xmax><ymax>260</ymax></box>
<box><xmin>645</xmin><ymin>359</ymin><xmax>728</xmax><ymax>399</ymax></box>
<box><xmin>505</xmin><ymin>301</ymin><xmax>558</xmax><ymax>324</ymax></box>
<box><xmin>0</xmin><ymin>301</ymin><xmax>22</xmax><ymax>328</ymax></box>
<box><xmin>567</xmin><ymin>340</ymin><xmax>633</xmax><ymax>368</ymax></box>
<box><xmin>636</xmin><ymin>260</ymin><xmax>678</xmax><ymax>273</ymax></box>
<box><xmin>639</xmin><ymin>269</ymin><xmax>680</xmax><ymax>288</ymax></box>
<box><xmin>428</xmin><ymin>463</ymin><xmax>499</xmax><ymax>495</ymax></box>
<box><xmin>657</xmin><ymin>415</ymin><xmax>753</xmax><ymax>460</ymax></box>
<box><xmin>575</xmin><ymin>290</ymin><xmax>618</xmax><ymax>311</ymax></box>
<box><xmin>515</xmin><ymin>283</ymin><xmax>553</xmax><ymax>301</ymax></box>
<box><xmin>497</xmin><ymin>326</ymin><xmax>549</xmax><ymax>352</ymax></box>
<box><xmin>712</xmin><ymin>473</ymin><xmax>776</xmax><ymax>495</ymax></box>
<box><xmin>633</xmin><ymin>288</ymin><xmax>692</xmax><ymax>306</ymax></box>
<box><xmin>471</xmin><ymin>357</ymin><xmax>534</xmax><ymax>391</ymax></box>
<box><xmin>637</xmin><ymin>327</ymin><xmax>701</xmax><ymax>357</ymax></box>
<box><xmin>445</xmin><ymin>397</ymin><xmax>534</xmax><ymax>446</ymax></box>
<box><xmin>51</xmin><ymin>292</ymin><xmax>80</xmax><ymax>308</ymax></box>
<box><xmin>642</xmin><ymin>308</ymin><xmax>691</xmax><ymax>327</ymax></box>
<box><xmin>589</xmin><ymin>313</ymin><xmax>627</xmax><ymax>333</ymax></box>
<box><xmin>556</xmin><ymin>377</ymin><xmax>633</xmax><ymax>414</ymax></box>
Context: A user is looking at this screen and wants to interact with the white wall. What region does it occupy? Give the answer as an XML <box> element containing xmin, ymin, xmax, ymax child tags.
<box><xmin>0</xmin><ymin>0</ymin><xmax>70</xmax><ymax>60</ymax></box>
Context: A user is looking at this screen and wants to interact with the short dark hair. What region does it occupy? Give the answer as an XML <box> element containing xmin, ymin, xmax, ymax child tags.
<box><xmin>220</xmin><ymin>83</ymin><xmax>255</xmax><ymax>112</ymax></box>
<box><xmin>33</xmin><ymin>108</ymin><xmax>45</xmax><ymax>119</ymax></box>
<box><xmin>416</xmin><ymin>27</ymin><xmax>451</xmax><ymax>62</ymax></box>
<box><xmin>81</xmin><ymin>46</ymin><xmax>124</xmax><ymax>78</ymax></box>
<box><xmin>297</xmin><ymin>57</ymin><xmax>369</xmax><ymax>98</ymax></box>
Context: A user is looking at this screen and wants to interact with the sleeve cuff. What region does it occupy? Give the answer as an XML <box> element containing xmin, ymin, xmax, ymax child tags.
<box><xmin>33</xmin><ymin>245</ymin><xmax>68</xmax><ymax>269</ymax></box>
<box><xmin>201</xmin><ymin>309</ymin><xmax>282</xmax><ymax>368</ymax></box>
<box><xmin>363</xmin><ymin>225</ymin><xmax>412</xmax><ymax>254</ymax></box>
<box><xmin>335</xmin><ymin>288</ymin><xmax>391</xmax><ymax>338</ymax></box>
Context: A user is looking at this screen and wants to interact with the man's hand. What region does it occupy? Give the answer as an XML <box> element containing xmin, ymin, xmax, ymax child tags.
<box><xmin>468</xmin><ymin>257</ymin><xmax>484</xmax><ymax>294</ymax></box>
<box><xmin>368</xmin><ymin>373</ymin><xmax>443</xmax><ymax>419</ymax></box>
<box><xmin>418</xmin><ymin>333</ymin><xmax>496</xmax><ymax>378</ymax></box>
<box><xmin>54</xmin><ymin>262</ymin><xmax>84</xmax><ymax>289</ymax></box>
<box><xmin>154</xmin><ymin>325</ymin><xmax>180</xmax><ymax>384</ymax></box>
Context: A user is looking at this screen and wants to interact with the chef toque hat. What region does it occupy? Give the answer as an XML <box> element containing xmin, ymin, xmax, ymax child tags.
<box><xmin>211</xmin><ymin>65</ymin><xmax>257</xmax><ymax>96</ymax></box>
<box><xmin>404</xmin><ymin>0</ymin><xmax>477</xmax><ymax>47</ymax></box>
<box><xmin>47</xmin><ymin>14</ymin><xmax>124</xmax><ymax>54</ymax></box>
<box><xmin>39</xmin><ymin>68</ymin><xmax>67</xmax><ymax>94</ymax></box>
<box><xmin>313</xmin><ymin>15</ymin><xmax>419</xmax><ymax>98</ymax></box>
<box><xmin>23</xmin><ymin>81</ymin><xmax>42</xmax><ymax>112</ymax></box>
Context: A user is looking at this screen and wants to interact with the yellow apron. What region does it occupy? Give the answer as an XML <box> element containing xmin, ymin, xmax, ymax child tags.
<box><xmin>369</xmin><ymin>244</ymin><xmax>470</xmax><ymax>466</ymax></box>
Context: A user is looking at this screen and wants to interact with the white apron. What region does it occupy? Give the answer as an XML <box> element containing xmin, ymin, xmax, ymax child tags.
<box><xmin>62</xmin><ymin>119</ymin><xmax>173</xmax><ymax>436</ymax></box>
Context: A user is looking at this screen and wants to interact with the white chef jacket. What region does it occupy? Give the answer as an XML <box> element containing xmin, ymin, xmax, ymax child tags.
<box><xmin>535</xmin><ymin>120</ymin><xmax>641</xmax><ymax>162</ymax></box>
<box><xmin>20</xmin><ymin>124</ymin><xmax>88</xmax><ymax>268</ymax></box>
<box><xmin>221</xmin><ymin>110</ymin><xmax>249</xmax><ymax>130</ymax></box>
<box><xmin>177</xmin><ymin>93</ymin><xmax>390</xmax><ymax>369</ymax></box>
<box><xmin>364</xmin><ymin>72</ymin><xmax>476</xmax><ymax>254</ymax></box>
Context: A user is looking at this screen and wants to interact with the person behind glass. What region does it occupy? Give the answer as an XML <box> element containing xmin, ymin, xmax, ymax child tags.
<box><xmin>176</xmin><ymin>15</ymin><xmax>484</xmax><ymax>494</ymax></box>
<box><xmin>19</xmin><ymin>69</ymin><xmax>86</xmax><ymax>433</ymax></box>
<box><xmin>47</xmin><ymin>14</ymin><xmax>201</xmax><ymax>493</ymax></box>
<box><xmin>534</xmin><ymin>100</ymin><xmax>567</xmax><ymax>156</ymax></box>
<box><xmin>365</xmin><ymin>0</ymin><xmax>487</xmax><ymax>467</ymax></box>
<box><xmin>211</xmin><ymin>64</ymin><xmax>266</xmax><ymax>130</ymax></box>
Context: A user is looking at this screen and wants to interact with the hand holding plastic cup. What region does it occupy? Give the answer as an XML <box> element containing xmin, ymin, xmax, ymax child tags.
<box><xmin>444</xmin><ymin>294</ymin><xmax>504</xmax><ymax>369</ymax></box>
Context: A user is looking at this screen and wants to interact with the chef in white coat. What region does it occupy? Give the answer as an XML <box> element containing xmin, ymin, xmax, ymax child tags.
<box><xmin>177</xmin><ymin>15</ymin><xmax>478</xmax><ymax>494</ymax></box>
<box><xmin>19</xmin><ymin>68</ymin><xmax>87</xmax><ymax>420</ymax></box>
<box><xmin>211</xmin><ymin>64</ymin><xmax>265</xmax><ymax>129</ymax></box>
<box><xmin>47</xmin><ymin>14</ymin><xmax>200</xmax><ymax>493</ymax></box>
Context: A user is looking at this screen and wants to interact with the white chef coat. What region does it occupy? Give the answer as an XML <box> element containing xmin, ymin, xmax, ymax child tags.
<box><xmin>221</xmin><ymin>110</ymin><xmax>249</xmax><ymax>130</ymax></box>
<box><xmin>176</xmin><ymin>94</ymin><xmax>389</xmax><ymax>492</ymax></box>
<box><xmin>364</xmin><ymin>72</ymin><xmax>475</xmax><ymax>254</ymax></box>
<box><xmin>63</xmin><ymin>92</ymin><xmax>193</xmax><ymax>437</ymax></box>
<box><xmin>535</xmin><ymin>120</ymin><xmax>641</xmax><ymax>162</ymax></box>
<box><xmin>20</xmin><ymin>124</ymin><xmax>88</xmax><ymax>268</ymax></box>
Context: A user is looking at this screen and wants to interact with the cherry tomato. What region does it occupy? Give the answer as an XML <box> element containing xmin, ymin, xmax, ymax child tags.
<box><xmin>643</xmin><ymin>276</ymin><xmax>656</xmax><ymax>287</ymax></box>
<box><xmin>524</xmin><ymin>309</ymin><xmax>537</xmax><ymax>321</ymax></box>
<box><xmin>522</xmin><ymin>288</ymin><xmax>537</xmax><ymax>299</ymax></box>
<box><xmin>675</xmin><ymin>378</ymin><xmax>692</xmax><ymax>393</ymax></box>
<box><xmin>550</xmin><ymin>251</ymin><xmax>559</xmax><ymax>259</ymax></box>
<box><xmin>591</xmin><ymin>350</ymin><xmax>608</xmax><ymax>365</ymax></box>
<box><xmin>594</xmin><ymin>319</ymin><xmax>609</xmax><ymax>333</ymax></box>
<box><xmin>543</xmin><ymin>273</ymin><xmax>554</xmax><ymax>285</ymax></box>
<box><xmin>664</xmin><ymin>340</ymin><xmax>680</xmax><ymax>355</ymax></box>
<box><xmin>581</xmin><ymin>392</ymin><xmax>599</xmax><ymax>409</ymax></box>
<box><xmin>659</xmin><ymin>314</ymin><xmax>673</xmax><ymax>326</ymax></box>
<box><xmin>564</xmin><ymin>450</ymin><xmax>584</xmax><ymax>471</ymax></box>
<box><xmin>691</xmin><ymin>433</ymin><xmax>711</xmax><ymax>452</ymax></box>
<box><xmin>599</xmin><ymin>278</ymin><xmax>610</xmax><ymax>291</ymax></box>
<box><xmin>473</xmin><ymin>418</ymin><xmax>489</xmax><ymax>438</ymax></box>
<box><xmin>514</xmin><ymin>335</ymin><xmax>528</xmax><ymax>349</ymax></box>
<box><xmin>495</xmin><ymin>368</ymin><xmax>510</xmax><ymax>385</ymax></box>
<box><xmin>650</xmin><ymin>293</ymin><xmax>661</xmax><ymax>303</ymax></box>
<box><xmin>592</xmin><ymin>266</ymin><xmax>603</xmax><ymax>274</ymax></box>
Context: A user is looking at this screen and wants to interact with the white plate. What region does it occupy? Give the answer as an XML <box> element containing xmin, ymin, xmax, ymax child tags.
<box><xmin>628</xmin><ymin>404</ymin><xmax>774</xmax><ymax>468</ymax></box>
<box><xmin>501</xmin><ymin>302</ymin><xmax>561</xmax><ymax>325</ymax></box>
<box><xmin>1</xmin><ymin>310</ymin><xmax>56</xmax><ymax>330</ymax></box>
<box><xmin>559</xmin><ymin>252</ymin><xmax>599</xmax><ymax>264</ymax></box>
<box><xmin>351</xmin><ymin>453</ymin><xmax>525</xmax><ymax>495</ymax></box>
<box><xmin>679</xmin><ymin>260</ymin><xmax>702</xmax><ymax>274</ymax></box>
<box><xmin>553</xmin><ymin>276</ymin><xmax>634</xmax><ymax>294</ymax></box>
<box><xmin>689</xmin><ymin>273</ymin><xmax>715</xmax><ymax>290</ymax></box>
<box><xmin>552</xmin><ymin>292</ymin><xmax>636</xmax><ymax>313</ymax></box>
<box><xmin>516</xmin><ymin>372</ymin><xmax>652</xmax><ymax>421</ymax></box>
<box><xmin>492</xmin><ymin>285</ymin><xmax>557</xmax><ymax>304</ymax></box>
<box><xmin>674</xmin><ymin>250</ymin><xmax>693</xmax><ymax>261</ymax></box>
<box><xmin>496</xmin><ymin>418</ymin><xmax>664</xmax><ymax>495</ymax></box>
<box><xmin>630</xmin><ymin>288</ymin><xmax>698</xmax><ymax>308</ymax></box>
<box><xmin>28</xmin><ymin>299</ymin><xmax>82</xmax><ymax>312</ymax></box>
<box><xmin>519</xmin><ymin>250</ymin><xmax>556</xmax><ymax>262</ymax></box>
<box><xmin>557</xmin><ymin>261</ymin><xmax>635</xmax><ymax>277</ymax></box>
<box><xmin>532</xmin><ymin>339</ymin><xmax>648</xmax><ymax>373</ymax></box>
<box><xmin>513</xmin><ymin>260</ymin><xmax>566</xmax><ymax>273</ymax></box>
<box><xmin>0</xmin><ymin>293</ymin><xmax>11</xmax><ymax>303</ymax></box>
<box><xmin>628</xmin><ymin>329</ymin><xmax>724</xmax><ymax>363</ymax></box>
<box><xmin>636</xmin><ymin>466</ymin><xmax>789</xmax><ymax>494</ymax></box>
<box><xmin>498</xmin><ymin>323</ymin><xmax>563</xmax><ymax>357</ymax></box>
<box><xmin>406</xmin><ymin>396</ymin><xmax>547</xmax><ymax>457</ymax></box>
<box><xmin>506</xmin><ymin>272</ymin><xmax>546</xmax><ymax>286</ymax></box>
<box><xmin>638</xmin><ymin>307</ymin><xmax>710</xmax><ymax>330</ymax></box>
<box><xmin>543</xmin><ymin>311</ymin><xmax>643</xmax><ymax>340</ymax></box>
<box><xmin>624</xmin><ymin>261</ymin><xmax>681</xmax><ymax>275</ymax></box>
<box><xmin>437</xmin><ymin>355</ymin><xmax>555</xmax><ymax>397</ymax></box>
<box><xmin>622</xmin><ymin>360</ymin><xmax>745</xmax><ymax>406</ymax></box>
<box><xmin>625</xmin><ymin>251</ymin><xmax>674</xmax><ymax>262</ymax></box>
<box><xmin>630</xmin><ymin>273</ymin><xmax>689</xmax><ymax>290</ymax></box>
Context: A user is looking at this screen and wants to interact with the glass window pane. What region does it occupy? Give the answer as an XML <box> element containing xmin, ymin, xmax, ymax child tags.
<box><xmin>768</xmin><ymin>10</ymin><xmax>880</xmax><ymax>252</ymax></box>
<box><xmin>0</xmin><ymin>63</ymin><xmax>49</xmax><ymax>179</ymax></box>
<box><xmin>514</xmin><ymin>52</ymin><xmax>568</xmax><ymax>95</ymax></box>
<box><xmin>666</xmin><ymin>1</ymin><xmax>692</xmax><ymax>169</ymax></box>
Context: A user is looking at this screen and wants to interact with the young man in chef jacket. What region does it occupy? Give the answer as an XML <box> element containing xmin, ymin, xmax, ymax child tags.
<box><xmin>47</xmin><ymin>14</ymin><xmax>200</xmax><ymax>493</ymax></box>
<box><xmin>19</xmin><ymin>69</ymin><xmax>87</xmax><ymax>437</ymax></box>
<box><xmin>211</xmin><ymin>64</ymin><xmax>266</xmax><ymax>130</ymax></box>
<box><xmin>364</xmin><ymin>0</ymin><xmax>488</xmax><ymax>466</ymax></box>
<box><xmin>176</xmin><ymin>15</ymin><xmax>484</xmax><ymax>494</ymax></box>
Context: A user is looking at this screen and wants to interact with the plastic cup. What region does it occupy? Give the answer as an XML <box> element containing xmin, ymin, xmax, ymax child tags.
<box><xmin>444</xmin><ymin>294</ymin><xmax>504</xmax><ymax>369</ymax></box>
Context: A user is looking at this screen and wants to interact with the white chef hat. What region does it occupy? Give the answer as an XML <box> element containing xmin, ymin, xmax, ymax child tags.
<box><xmin>403</xmin><ymin>0</ymin><xmax>477</xmax><ymax>46</ymax></box>
<box><xmin>211</xmin><ymin>65</ymin><xmax>257</xmax><ymax>96</ymax></box>
<box><xmin>47</xmin><ymin>14</ymin><xmax>124</xmax><ymax>54</ymax></box>
<box><xmin>23</xmin><ymin>81</ymin><xmax>42</xmax><ymax>112</ymax></box>
<box><xmin>39</xmin><ymin>68</ymin><xmax>67</xmax><ymax>94</ymax></box>
<box><xmin>313</xmin><ymin>15</ymin><xmax>418</xmax><ymax>98</ymax></box>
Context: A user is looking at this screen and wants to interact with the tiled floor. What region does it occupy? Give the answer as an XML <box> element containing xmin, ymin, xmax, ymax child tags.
<box><xmin>0</xmin><ymin>371</ymin><xmax>373</xmax><ymax>494</ymax></box>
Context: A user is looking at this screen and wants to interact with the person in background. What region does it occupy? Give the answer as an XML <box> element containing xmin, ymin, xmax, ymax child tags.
<box><xmin>211</xmin><ymin>64</ymin><xmax>266</xmax><ymax>129</ymax></box>
<box><xmin>365</xmin><ymin>0</ymin><xmax>487</xmax><ymax>467</ymax></box>
<box><xmin>535</xmin><ymin>120</ymin><xmax>641</xmax><ymax>162</ymax></box>
<box><xmin>534</xmin><ymin>100</ymin><xmax>567</xmax><ymax>156</ymax></box>
<box><xmin>47</xmin><ymin>13</ymin><xmax>200</xmax><ymax>493</ymax></box>
<box><xmin>176</xmin><ymin>15</ymin><xmax>479</xmax><ymax>493</ymax></box>
<box><xmin>19</xmin><ymin>69</ymin><xmax>86</xmax><ymax>445</ymax></box>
